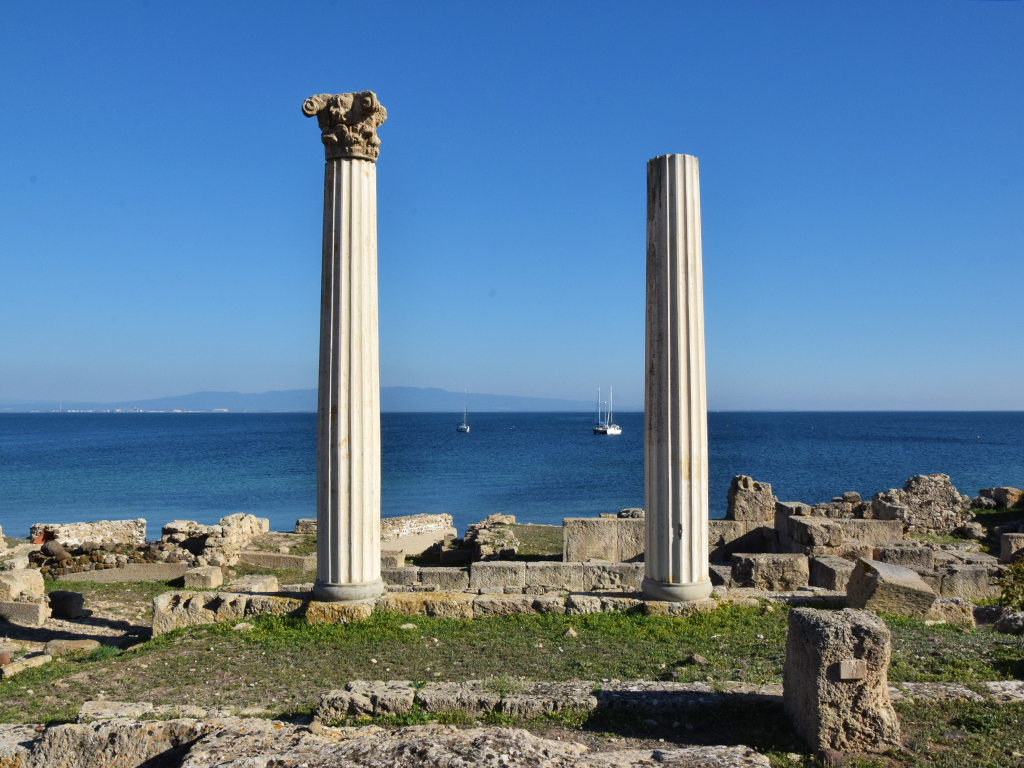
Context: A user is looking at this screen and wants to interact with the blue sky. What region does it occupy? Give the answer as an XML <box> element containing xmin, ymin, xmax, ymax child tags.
<box><xmin>1</xmin><ymin>1</ymin><xmax>1021</xmax><ymax>410</ymax></box>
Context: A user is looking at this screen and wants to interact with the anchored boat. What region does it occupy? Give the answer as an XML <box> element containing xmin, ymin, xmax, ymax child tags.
<box><xmin>593</xmin><ymin>386</ymin><xmax>622</xmax><ymax>435</ymax></box>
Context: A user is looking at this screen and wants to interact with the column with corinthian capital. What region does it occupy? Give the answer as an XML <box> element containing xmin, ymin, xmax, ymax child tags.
<box><xmin>303</xmin><ymin>91</ymin><xmax>387</xmax><ymax>602</ymax></box>
<box><xmin>642</xmin><ymin>153</ymin><xmax>713</xmax><ymax>603</ymax></box>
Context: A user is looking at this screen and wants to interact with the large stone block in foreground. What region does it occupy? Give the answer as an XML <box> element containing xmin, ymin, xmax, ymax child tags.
<box><xmin>784</xmin><ymin>608</ymin><xmax>901</xmax><ymax>753</ymax></box>
<box><xmin>846</xmin><ymin>558</ymin><xmax>936</xmax><ymax>617</ymax></box>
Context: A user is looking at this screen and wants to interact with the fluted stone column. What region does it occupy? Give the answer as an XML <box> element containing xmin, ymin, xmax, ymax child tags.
<box><xmin>303</xmin><ymin>91</ymin><xmax>387</xmax><ymax>602</ymax></box>
<box><xmin>642</xmin><ymin>154</ymin><xmax>713</xmax><ymax>603</ymax></box>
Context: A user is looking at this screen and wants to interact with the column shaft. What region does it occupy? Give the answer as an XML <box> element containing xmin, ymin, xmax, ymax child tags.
<box><xmin>642</xmin><ymin>154</ymin><xmax>712</xmax><ymax>603</ymax></box>
<box><xmin>313</xmin><ymin>158</ymin><xmax>383</xmax><ymax>602</ymax></box>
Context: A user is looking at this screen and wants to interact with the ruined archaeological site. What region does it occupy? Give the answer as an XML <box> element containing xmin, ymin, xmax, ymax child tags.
<box><xmin>1</xmin><ymin>91</ymin><xmax>1023</xmax><ymax>768</ymax></box>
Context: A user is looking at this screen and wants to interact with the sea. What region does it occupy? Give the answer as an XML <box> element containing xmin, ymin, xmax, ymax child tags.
<box><xmin>1</xmin><ymin>412</ymin><xmax>1023</xmax><ymax>541</ymax></box>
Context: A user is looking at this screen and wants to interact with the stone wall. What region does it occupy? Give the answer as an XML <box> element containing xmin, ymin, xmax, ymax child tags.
<box><xmin>28</xmin><ymin>520</ymin><xmax>146</xmax><ymax>548</ymax></box>
<box><xmin>562</xmin><ymin>515</ymin><xmax>644</xmax><ymax>562</ymax></box>
<box><xmin>381</xmin><ymin>514</ymin><xmax>454</xmax><ymax>541</ymax></box>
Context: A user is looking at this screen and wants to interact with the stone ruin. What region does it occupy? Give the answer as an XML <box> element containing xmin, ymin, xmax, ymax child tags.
<box><xmin>158</xmin><ymin>514</ymin><xmax>270</xmax><ymax>567</ymax></box>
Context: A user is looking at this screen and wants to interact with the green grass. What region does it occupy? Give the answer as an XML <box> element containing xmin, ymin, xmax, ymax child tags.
<box><xmin>511</xmin><ymin>524</ymin><xmax>563</xmax><ymax>559</ymax></box>
<box><xmin>972</xmin><ymin>506</ymin><xmax>1023</xmax><ymax>530</ymax></box>
<box><xmin>885</xmin><ymin>614</ymin><xmax>1024</xmax><ymax>683</ymax></box>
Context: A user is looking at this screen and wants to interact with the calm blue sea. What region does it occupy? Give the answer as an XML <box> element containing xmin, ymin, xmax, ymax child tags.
<box><xmin>1</xmin><ymin>412</ymin><xmax>1023</xmax><ymax>540</ymax></box>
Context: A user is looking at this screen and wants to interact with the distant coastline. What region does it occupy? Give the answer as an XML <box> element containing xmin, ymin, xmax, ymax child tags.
<box><xmin>0</xmin><ymin>386</ymin><xmax>643</xmax><ymax>414</ymax></box>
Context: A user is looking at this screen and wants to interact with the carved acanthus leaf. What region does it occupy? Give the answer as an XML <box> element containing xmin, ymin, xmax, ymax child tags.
<box><xmin>302</xmin><ymin>91</ymin><xmax>387</xmax><ymax>162</ymax></box>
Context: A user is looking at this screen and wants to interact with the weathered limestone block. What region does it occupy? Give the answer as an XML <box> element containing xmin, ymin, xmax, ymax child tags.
<box><xmin>598</xmin><ymin>595</ymin><xmax>644</xmax><ymax>613</ymax></box>
<box><xmin>585</xmin><ymin>562</ymin><xmax>644</xmax><ymax>591</ymax></box>
<box><xmin>617</xmin><ymin>518</ymin><xmax>645</xmax><ymax>562</ymax></box>
<box><xmin>937</xmin><ymin>564</ymin><xmax>1002</xmax><ymax>602</ymax></box>
<box><xmin>1002</xmin><ymin>533</ymin><xmax>1024</xmax><ymax>563</ymax></box>
<box><xmin>472</xmin><ymin>595</ymin><xmax>536</xmax><ymax>617</ymax></box>
<box><xmin>0</xmin><ymin>569</ymin><xmax>44</xmax><ymax>601</ymax></box>
<box><xmin>980</xmin><ymin>487</ymin><xmax>1024</xmax><ymax>509</ymax></box>
<box><xmin>809</xmin><ymin>556</ymin><xmax>855</xmax><ymax>591</ymax></box>
<box><xmin>316</xmin><ymin>681</ymin><xmax>415</xmax><ymax>721</ymax></box>
<box><xmin>376</xmin><ymin>592</ymin><xmax>475</xmax><ymax>619</ymax></box>
<box><xmin>48</xmin><ymin>590</ymin><xmax>86</xmax><ymax>619</ymax></box>
<box><xmin>809</xmin><ymin>501</ymin><xmax>856</xmax><ymax>520</ymax></box>
<box><xmin>525</xmin><ymin>562</ymin><xmax>589</xmax><ymax>592</ymax></box>
<box><xmin>381</xmin><ymin>567</ymin><xmax>420</xmax><ymax>586</ymax></box>
<box><xmin>44</xmin><ymin>639</ymin><xmax>100</xmax><ymax>657</ymax></box>
<box><xmin>0</xmin><ymin>652</ymin><xmax>51</xmax><ymax>678</ymax></box>
<box><xmin>27</xmin><ymin>718</ymin><xmax>210</xmax><ymax>768</ymax></box>
<box><xmin>0</xmin><ymin>599</ymin><xmax>48</xmax><ymax>627</ymax></box>
<box><xmin>77</xmin><ymin>701</ymin><xmax>154</xmax><ymax>721</ymax></box>
<box><xmin>497</xmin><ymin>681</ymin><xmax>599</xmax><ymax>718</ymax></box>
<box><xmin>531</xmin><ymin>594</ymin><xmax>568</xmax><ymax>614</ymax></box>
<box><xmin>183</xmin><ymin>566</ymin><xmax>223</xmax><ymax>590</ymax></box>
<box><xmin>470</xmin><ymin>560</ymin><xmax>526</xmax><ymax>588</ymax></box>
<box><xmin>418</xmin><ymin>567</ymin><xmax>470</xmax><ymax>591</ymax></box>
<box><xmin>416</xmin><ymin>682</ymin><xmax>501</xmax><ymax>716</ymax></box>
<box><xmin>564</xmin><ymin>594</ymin><xmax>602</xmax><ymax>615</ymax></box>
<box><xmin>727</xmin><ymin>476</ymin><xmax>777</xmax><ymax>522</ymax></box>
<box><xmin>834</xmin><ymin>519</ymin><xmax>905</xmax><ymax>545</ymax></box>
<box><xmin>787</xmin><ymin>517</ymin><xmax>843</xmax><ymax>548</ymax></box>
<box><xmin>642</xmin><ymin>598</ymin><xmax>718</xmax><ymax>618</ymax></box>
<box><xmin>846</xmin><ymin>559</ymin><xmax>936</xmax><ymax>617</ymax></box>
<box><xmin>29</xmin><ymin>519</ymin><xmax>146</xmax><ymax>548</ymax></box>
<box><xmin>239</xmin><ymin>551</ymin><xmax>315</xmax><ymax>571</ymax></box>
<box><xmin>152</xmin><ymin>591</ymin><xmax>246</xmax><ymax>636</ymax></box>
<box><xmin>223</xmin><ymin>575</ymin><xmax>279</xmax><ymax>594</ymax></box>
<box><xmin>927</xmin><ymin>597</ymin><xmax>976</xmax><ymax>627</ymax></box>
<box><xmin>871</xmin><ymin>474</ymin><xmax>972</xmax><ymax>534</ymax></box>
<box><xmin>994</xmin><ymin>612</ymin><xmax>1024</xmax><ymax>635</ymax></box>
<box><xmin>708</xmin><ymin>520</ymin><xmax>767</xmax><ymax>562</ymax></box>
<box><xmin>294</xmin><ymin>518</ymin><xmax>317</xmax><ymax>534</ymax></box>
<box><xmin>731</xmin><ymin>553</ymin><xmax>809</xmax><ymax>591</ymax></box>
<box><xmin>563</xmin><ymin>518</ymin><xmax>616</xmax><ymax>561</ymax></box>
<box><xmin>381</xmin><ymin>513</ymin><xmax>454</xmax><ymax>542</ymax></box>
<box><xmin>872</xmin><ymin>544</ymin><xmax>934</xmax><ymax>570</ymax></box>
<box><xmin>380</xmin><ymin>551</ymin><xmax>403</xmax><ymax>569</ymax></box>
<box><xmin>305</xmin><ymin>600</ymin><xmax>373</xmax><ymax>625</ymax></box>
<box><xmin>783</xmin><ymin>608</ymin><xmax>901</xmax><ymax>752</ymax></box>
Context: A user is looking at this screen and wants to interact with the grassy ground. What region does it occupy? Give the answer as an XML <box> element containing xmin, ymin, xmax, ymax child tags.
<box><xmin>511</xmin><ymin>524</ymin><xmax>563</xmax><ymax>559</ymax></box>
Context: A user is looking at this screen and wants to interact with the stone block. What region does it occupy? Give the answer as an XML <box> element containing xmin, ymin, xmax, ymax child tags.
<box><xmin>239</xmin><ymin>551</ymin><xmax>316</xmax><ymax>570</ymax></box>
<box><xmin>938</xmin><ymin>565</ymin><xmax>1001</xmax><ymax>602</ymax></box>
<box><xmin>380</xmin><ymin>550</ymin><xmax>404</xmax><ymax>569</ymax></box>
<box><xmin>376</xmin><ymin>592</ymin><xmax>475</xmax><ymax>619</ymax></box>
<box><xmin>48</xmin><ymin>590</ymin><xmax>86</xmax><ymax>619</ymax></box>
<box><xmin>1002</xmin><ymin>533</ymin><xmax>1024</xmax><ymax>563</ymax></box>
<box><xmin>418</xmin><ymin>567</ymin><xmax>470</xmax><ymax>591</ymax></box>
<box><xmin>0</xmin><ymin>652</ymin><xmax>52</xmax><ymax>678</ymax></box>
<box><xmin>0</xmin><ymin>599</ymin><xmax>48</xmax><ymax>627</ymax></box>
<box><xmin>381</xmin><ymin>567</ymin><xmax>420</xmax><ymax>586</ymax></box>
<box><xmin>183</xmin><ymin>566</ymin><xmax>223</xmax><ymax>590</ymax></box>
<box><xmin>29</xmin><ymin>519</ymin><xmax>146</xmax><ymax>548</ymax></box>
<box><xmin>417</xmin><ymin>681</ymin><xmax>501</xmax><ymax>716</ymax></box>
<box><xmin>223</xmin><ymin>574</ymin><xmax>279</xmax><ymax>594</ymax></box>
<box><xmin>294</xmin><ymin>518</ymin><xmax>317</xmax><ymax>534</ymax></box>
<box><xmin>809</xmin><ymin>556</ymin><xmax>855</xmax><ymax>591</ymax></box>
<box><xmin>563</xmin><ymin>517</ymin><xmax>617</xmax><ymax>562</ymax></box>
<box><xmin>525</xmin><ymin>562</ymin><xmax>589</xmax><ymax>591</ymax></box>
<box><xmin>305</xmin><ymin>600</ymin><xmax>374</xmax><ymax>625</ymax></box>
<box><xmin>44</xmin><ymin>639</ymin><xmax>100</xmax><ymax>656</ymax></box>
<box><xmin>783</xmin><ymin>608</ymin><xmax>901</xmax><ymax>752</ymax></box>
<box><xmin>642</xmin><ymin>597</ymin><xmax>718</xmax><ymax>618</ymax></box>
<box><xmin>469</xmin><ymin>560</ymin><xmax>526</xmax><ymax>589</ymax></box>
<box><xmin>316</xmin><ymin>681</ymin><xmax>415</xmax><ymax>721</ymax></box>
<box><xmin>835</xmin><ymin>519</ymin><xmax>905</xmax><ymax>544</ymax></box>
<box><xmin>980</xmin><ymin>486</ymin><xmax>1024</xmax><ymax>509</ymax></box>
<box><xmin>708</xmin><ymin>520</ymin><xmax>766</xmax><ymax>561</ymax></box>
<box><xmin>846</xmin><ymin>559</ymin><xmax>936</xmax><ymax>617</ymax></box>
<box><xmin>927</xmin><ymin>597</ymin><xmax>976</xmax><ymax>627</ymax></box>
<box><xmin>564</xmin><ymin>594</ymin><xmax>602</xmax><ymax>614</ymax></box>
<box><xmin>0</xmin><ymin>569</ymin><xmax>44</xmax><ymax>601</ymax></box>
<box><xmin>775</xmin><ymin>501</ymin><xmax>812</xmax><ymax>532</ymax></box>
<box><xmin>731</xmin><ymin>553</ymin><xmax>809</xmax><ymax>591</ymax></box>
<box><xmin>472</xmin><ymin>594</ymin><xmax>536</xmax><ymax>617</ymax></box>
<box><xmin>152</xmin><ymin>591</ymin><xmax>247</xmax><ymax>636</ymax></box>
<box><xmin>617</xmin><ymin>518</ymin><xmax>645</xmax><ymax>561</ymax></box>
<box><xmin>872</xmin><ymin>544</ymin><xmax>934</xmax><ymax>570</ymax></box>
<box><xmin>584</xmin><ymin>562</ymin><xmax>644</xmax><ymax>591</ymax></box>
<box><xmin>727</xmin><ymin>476</ymin><xmax>777</xmax><ymax>521</ymax></box>
<box><xmin>787</xmin><ymin>517</ymin><xmax>843</xmax><ymax>548</ymax></box>
<box><xmin>77</xmin><ymin>700</ymin><xmax>154</xmax><ymax>721</ymax></box>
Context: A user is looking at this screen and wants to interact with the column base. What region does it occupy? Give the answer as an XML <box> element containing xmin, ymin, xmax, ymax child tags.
<box><xmin>312</xmin><ymin>577</ymin><xmax>385</xmax><ymax>603</ymax></box>
<box><xmin>641</xmin><ymin>576</ymin><xmax>713</xmax><ymax>603</ymax></box>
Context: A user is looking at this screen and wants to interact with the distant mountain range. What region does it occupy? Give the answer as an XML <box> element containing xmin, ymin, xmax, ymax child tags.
<box><xmin>0</xmin><ymin>387</ymin><xmax>629</xmax><ymax>413</ymax></box>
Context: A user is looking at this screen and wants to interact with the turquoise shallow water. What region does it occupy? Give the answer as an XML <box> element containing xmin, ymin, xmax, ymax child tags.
<box><xmin>1</xmin><ymin>411</ymin><xmax>1022</xmax><ymax>539</ymax></box>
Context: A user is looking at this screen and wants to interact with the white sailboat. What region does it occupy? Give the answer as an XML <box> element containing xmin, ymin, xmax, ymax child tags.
<box><xmin>456</xmin><ymin>390</ymin><xmax>470</xmax><ymax>433</ymax></box>
<box><xmin>593</xmin><ymin>386</ymin><xmax>622</xmax><ymax>435</ymax></box>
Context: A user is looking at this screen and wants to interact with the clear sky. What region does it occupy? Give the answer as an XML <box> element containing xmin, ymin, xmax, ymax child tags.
<box><xmin>1</xmin><ymin>1</ymin><xmax>1021</xmax><ymax>410</ymax></box>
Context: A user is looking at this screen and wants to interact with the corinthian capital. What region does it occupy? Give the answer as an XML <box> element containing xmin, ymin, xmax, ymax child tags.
<box><xmin>302</xmin><ymin>91</ymin><xmax>387</xmax><ymax>162</ymax></box>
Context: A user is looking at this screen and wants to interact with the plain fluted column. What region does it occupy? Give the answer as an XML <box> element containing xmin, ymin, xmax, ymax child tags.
<box><xmin>303</xmin><ymin>91</ymin><xmax>387</xmax><ymax>602</ymax></box>
<box><xmin>642</xmin><ymin>154</ymin><xmax>713</xmax><ymax>603</ymax></box>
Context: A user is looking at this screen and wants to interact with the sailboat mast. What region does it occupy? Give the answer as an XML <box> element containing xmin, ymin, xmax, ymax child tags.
<box><xmin>609</xmin><ymin>387</ymin><xmax>613</xmax><ymax>424</ymax></box>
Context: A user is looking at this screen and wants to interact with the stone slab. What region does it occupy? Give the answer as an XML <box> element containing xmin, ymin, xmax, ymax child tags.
<box><xmin>0</xmin><ymin>569</ymin><xmax>44</xmax><ymax>600</ymax></box>
<box><xmin>238</xmin><ymin>551</ymin><xmax>316</xmax><ymax>571</ymax></box>
<box><xmin>418</xmin><ymin>567</ymin><xmax>470</xmax><ymax>591</ymax></box>
<box><xmin>183</xmin><ymin>566</ymin><xmax>223</xmax><ymax>590</ymax></box>
<box><xmin>846</xmin><ymin>558</ymin><xmax>935</xmax><ymax>617</ymax></box>
<box><xmin>0</xmin><ymin>600</ymin><xmax>48</xmax><ymax>627</ymax></box>
<box><xmin>809</xmin><ymin>556</ymin><xmax>855</xmax><ymax>591</ymax></box>
<box><xmin>731</xmin><ymin>553</ymin><xmax>809</xmax><ymax>591</ymax></box>
<box><xmin>56</xmin><ymin>563</ymin><xmax>189</xmax><ymax>583</ymax></box>
<box><xmin>469</xmin><ymin>560</ymin><xmax>526</xmax><ymax>588</ymax></box>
